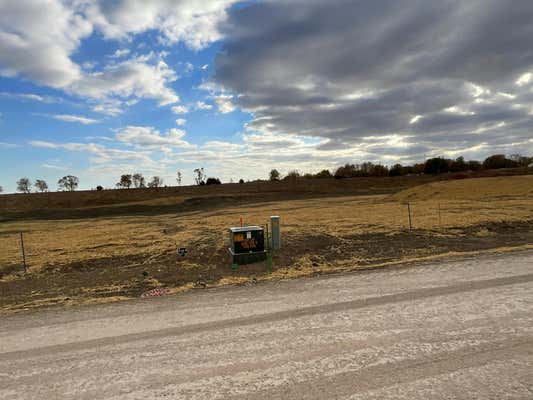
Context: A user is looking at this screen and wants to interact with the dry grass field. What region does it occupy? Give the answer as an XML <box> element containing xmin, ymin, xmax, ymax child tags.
<box><xmin>1</xmin><ymin>172</ymin><xmax>533</xmax><ymax>313</ymax></box>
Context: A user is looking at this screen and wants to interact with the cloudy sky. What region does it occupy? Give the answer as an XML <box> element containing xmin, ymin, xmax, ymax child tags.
<box><xmin>1</xmin><ymin>0</ymin><xmax>533</xmax><ymax>192</ymax></box>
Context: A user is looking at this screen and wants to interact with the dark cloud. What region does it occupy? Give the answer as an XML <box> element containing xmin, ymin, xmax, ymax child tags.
<box><xmin>215</xmin><ymin>0</ymin><xmax>533</xmax><ymax>159</ymax></box>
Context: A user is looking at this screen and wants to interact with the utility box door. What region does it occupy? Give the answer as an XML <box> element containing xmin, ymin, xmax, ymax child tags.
<box><xmin>230</xmin><ymin>226</ymin><xmax>265</xmax><ymax>254</ymax></box>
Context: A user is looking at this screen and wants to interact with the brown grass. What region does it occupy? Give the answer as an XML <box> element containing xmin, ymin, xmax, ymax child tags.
<box><xmin>2</xmin><ymin>178</ymin><xmax>533</xmax><ymax>270</ymax></box>
<box><xmin>392</xmin><ymin>174</ymin><xmax>533</xmax><ymax>201</ymax></box>
<box><xmin>1</xmin><ymin>174</ymin><xmax>533</xmax><ymax>313</ymax></box>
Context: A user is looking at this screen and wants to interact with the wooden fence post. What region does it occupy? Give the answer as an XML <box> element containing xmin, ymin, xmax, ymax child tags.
<box><xmin>407</xmin><ymin>203</ymin><xmax>413</xmax><ymax>231</ymax></box>
<box><xmin>20</xmin><ymin>232</ymin><xmax>27</xmax><ymax>273</ymax></box>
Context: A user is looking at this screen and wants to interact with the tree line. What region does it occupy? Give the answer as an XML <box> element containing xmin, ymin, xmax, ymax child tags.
<box><xmin>2</xmin><ymin>153</ymin><xmax>531</xmax><ymax>194</ymax></box>
<box><xmin>3</xmin><ymin>168</ymin><xmax>226</xmax><ymax>194</ymax></box>
<box><xmin>114</xmin><ymin>169</ymin><xmax>222</xmax><ymax>189</ymax></box>
<box><xmin>268</xmin><ymin>153</ymin><xmax>532</xmax><ymax>181</ymax></box>
<box><xmin>6</xmin><ymin>175</ymin><xmax>80</xmax><ymax>194</ymax></box>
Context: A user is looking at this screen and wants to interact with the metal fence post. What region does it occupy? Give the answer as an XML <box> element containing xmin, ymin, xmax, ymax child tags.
<box><xmin>271</xmin><ymin>216</ymin><xmax>281</xmax><ymax>250</ymax></box>
<box><xmin>265</xmin><ymin>222</ymin><xmax>272</xmax><ymax>272</ymax></box>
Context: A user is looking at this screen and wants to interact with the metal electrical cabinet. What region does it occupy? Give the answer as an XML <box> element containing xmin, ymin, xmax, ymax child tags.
<box><xmin>228</xmin><ymin>226</ymin><xmax>267</xmax><ymax>264</ymax></box>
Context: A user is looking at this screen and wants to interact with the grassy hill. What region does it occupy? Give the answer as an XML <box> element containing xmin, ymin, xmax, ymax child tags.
<box><xmin>0</xmin><ymin>175</ymin><xmax>435</xmax><ymax>219</ymax></box>
<box><xmin>392</xmin><ymin>175</ymin><xmax>533</xmax><ymax>202</ymax></box>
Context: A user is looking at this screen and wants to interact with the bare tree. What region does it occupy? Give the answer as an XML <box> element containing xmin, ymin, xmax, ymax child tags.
<box><xmin>147</xmin><ymin>176</ymin><xmax>163</xmax><ymax>188</ymax></box>
<box><xmin>35</xmin><ymin>179</ymin><xmax>49</xmax><ymax>192</ymax></box>
<box><xmin>132</xmin><ymin>173</ymin><xmax>145</xmax><ymax>188</ymax></box>
<box><xmin>117</xmin><ymin>174</ymin><xmax>133</xmax><ymax>189</ymax></box>
<box><xmin>176</xmin><ymin>170</ymin><xmax>182</xmax><ymax>186</ymax></box>
<box><xmin>509</xmin><ymin>153</ymin><xmax>531</xmax><ymax>167</ymax></box>
<box><xmin>58</xmin><ymin>175</ymin><xmax>79</xmax><ymax>191</ymax></box>
<box><xmin>0</xmin><ymin>185</ymin><xmax>3</xmax><ymax>193</ymax></box>
<box><xmin>193</xmin><ymin>167</ymin><xmax>205</xmax><ymax>185</ymax></box>
<box><xmin>17</xmin><ymin>177</ymin><xmax>32</xmax><ymax>193</ymax></box>
<box><xmin>283</xmin><ymin>170</ymin><xmax>301</xmax><ymax>182</ymax></box>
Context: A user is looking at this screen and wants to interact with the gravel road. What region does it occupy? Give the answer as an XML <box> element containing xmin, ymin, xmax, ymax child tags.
<box><xmin>1</xmin><ymin>251</ymin><xmax>533</xmax><ymax>399</ymax></box>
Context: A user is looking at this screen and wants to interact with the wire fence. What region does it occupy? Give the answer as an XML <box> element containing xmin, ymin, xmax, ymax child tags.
<box><xmin>1</xmin><ymin>199</ymin><xmax>532</xmax><ymax>277</ymax></box>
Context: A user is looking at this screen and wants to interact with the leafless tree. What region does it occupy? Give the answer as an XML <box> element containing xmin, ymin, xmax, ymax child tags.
<box><xmin>147</xmin><ymin>176</ymin><xmax>163</xmax><ymax>188</ymax></box>
<box><xmin>117</xmin><ymin>174</ymin><xmax>133</xmax><ymax>189</ymax></box>
<box><xmin>132</xmin><ymin>173</ymin><xmax>145</xmax><ymax>188</ymax></box>
<box><xmin>58</xmin><ymin>175</ymin><xmax>79</xmax><ymax>191</ymax></box>
<box><xmin>284</xmin><ymin>170</ymin><xmax>301</xmax><ymax>180</ymax></box>
<box><xmin>176</xmin><ymin>170</ymin><xmax>182</xmax><ymax>186</ymax></box>
<box><xmin>193</xmin><ymin>167</ymin><xmax>205</xmax><ymax>185</ymax></box>
<box><xmin>35</xmin><ymin>179</ymin><xmax>49</xmax><ymax>192</ymax></box>
<box><xmin>17</xmin><ymin>177</ymin><xmax>32</xmax><ymax>193</ymax></box>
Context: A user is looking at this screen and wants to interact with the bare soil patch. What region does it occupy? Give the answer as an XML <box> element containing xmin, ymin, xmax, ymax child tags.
<box><xmin>2</xmin><ymin>219</ymin><xmax>532</xmax><ymax>314</ymax></box>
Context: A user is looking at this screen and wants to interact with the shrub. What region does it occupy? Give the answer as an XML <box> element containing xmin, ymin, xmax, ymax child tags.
<box><xmin>269</xmin><ymin>169</ymin><xmax>280</xmax><ymax>181</ymax></box>
<box><xmin>206</xmin><ymin>177</ymin><xmax>221</xmax><ymax>185</ymax></box>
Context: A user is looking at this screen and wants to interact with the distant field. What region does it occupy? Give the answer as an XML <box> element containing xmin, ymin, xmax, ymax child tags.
<box><xmin>1</xmin><ymin>171</ymin><xmax>533</xmax><ymax>313</ymax></box>
<box><xmin>0</xmin><ymin>174</ymin><xmax>434</xmax><ymax>216</ymax></box>
<box><xmin>393</xmin><ymin>174</ymin><xmax>533</xmax><ymax>201</ymax></box>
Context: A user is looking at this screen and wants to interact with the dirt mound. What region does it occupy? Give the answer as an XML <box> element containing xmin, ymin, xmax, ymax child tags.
<box><xmin>392</xmin><ymin>175</ymin><xmax>533</xmax><ymax>202</ymax></box>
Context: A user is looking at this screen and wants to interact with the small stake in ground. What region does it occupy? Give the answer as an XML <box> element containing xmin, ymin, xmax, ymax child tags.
<box><xmin>407</xmin><ymin>203</ymin><xmax>413</xmax><ymax>231</ymax></box>
<box><xmin>20</xmin><ymin>232</ymin><xmax>27</xmax><ymax>273</ymax></box>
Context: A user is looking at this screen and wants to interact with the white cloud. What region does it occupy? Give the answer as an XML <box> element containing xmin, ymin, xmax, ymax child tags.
<box><xmin>29</xmin><ymin>140</ymin><xmax>154</xmax><ymax>164</ymax></box>
<box><xmin>516</xmin><ymin>72</ymin><xmax>532</xmax><ymax>87</ymax></box>
<box><xmin>48</xmin><ymin>114</ymin><xmax>100</xmax><ymax>124</ymax></box>
<box><xmin>409</xmin><ymin>115</ymin><xmax>422</xmax><ymax>124</ymax></box>
<box><xmin>82</xmin><ymin>61</ymin><xmax>97</xmax><ymax>70</ymax></box>
<box><xmin>85</xmin><ymin>0</ymin><xmax>236</xmax><ymax>50</ymax></box>
<box><xmin>85</xmin><ymin>136</ymin><xmax>113</xmax><ymax>141</ymax></box>
<box><xmin>201</xmin><ymin>64</ymin><xmax>209</xmax><ymax>70</ymax></box>
<box><xmin>0</xmin><ymin>0</ymin><xmax>91</xmax><ymax>87</ymax></box>
<box><xmin>195</xmin><ymin>101</ymin><xmax>213</xmax><ymax>110</ymax></box>
<box><xmin>183</xmin><ymin>62</ymin><xmax>194</xmax><ymax>73</ymax></box>
<box><xmin>0</xmin><ymin>92</ymin><xmax>58</xmax><ymax>103</ymax></box>
<box><xmin>443</xmin><ymin>106</ymin><xmax>476</xmax><ymax>116</ymax></box>
<box><xmin>69</xmin><ymin>55</ymin><xmax>179</xmax><ymax>106</ymax></box>
<box><xmin>198</xmin><ymin>80</ymin><xmax>237</xmax><ymax>113</ymax></box>
<box><xmin>42</xmin><ymin>163</ymin><xmax>67</xmax><ymax>170</ymax></box>
<box><xmin>214</xmin><ymin>94</ymin><xmax>236</xmax><ymax>113</ymax></box>
<box><xmin>0</xmin><ymin>1</ymin><xmax>237</xmax><ymax>111</ymax></box>
<box><xmin>171</xmin><ymin>105</ymin><xmax>189</xmax><ymax>114</ymax></box>
<box><xmin>110</xmin><ymin>48</ymin><xmax>130</xmax><ymax>58</ymax></box>
<box><xmin>115</xmin><ymin>125</ymin><xmax>193</xmax><ymax>148</ymax></box>
<box><xmin>176</xmin><ymin>118</ymin><xmax>187</xmax><ymax>126</ymax></box>
<box><xmin>242</xmin><ymin>132</ymin><xmax>308</xmax><ymax>149</ymax></box>
<box><xmin>203</xmin><ymin>140</ymin><xmax>243</xmax><ymax>151</ymax></box>
<box><xmin>92</xmin><ymin>101</ymin><xmax>123</xmax><ymax>116</ymax></box>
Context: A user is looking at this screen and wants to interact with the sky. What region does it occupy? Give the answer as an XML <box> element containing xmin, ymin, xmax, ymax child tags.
<box><xmin>1</xmin><ymin>0</ymin><xmax>533</xmax><ymax>192</ymax></box>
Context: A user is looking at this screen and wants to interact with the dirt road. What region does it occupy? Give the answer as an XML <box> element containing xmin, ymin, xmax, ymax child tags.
<box><xmin>1</xmin><ymin>252</ymin><xmax>533</xmax><ymax>399</ymax></box>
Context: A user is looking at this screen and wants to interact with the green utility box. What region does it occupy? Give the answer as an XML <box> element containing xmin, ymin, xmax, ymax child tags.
<box><xmin>228</xmin><ymin>226</ymin><xmax>267</xmax><ymax>265</ymax></box>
